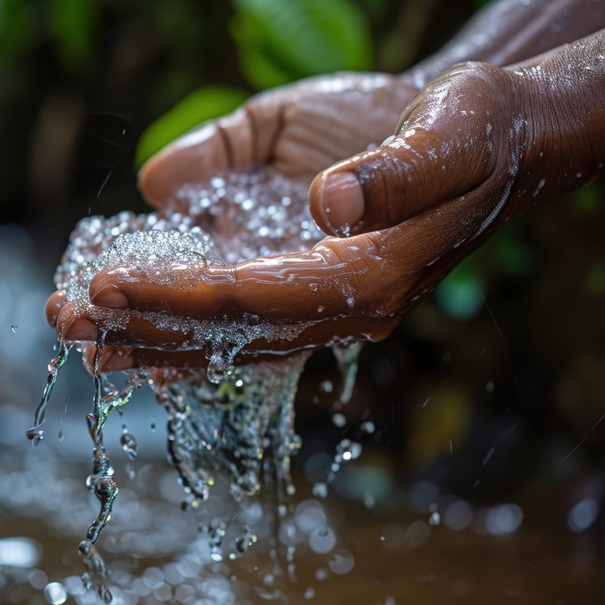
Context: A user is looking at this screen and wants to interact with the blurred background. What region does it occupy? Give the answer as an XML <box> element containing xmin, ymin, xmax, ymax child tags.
<box><xmin>2</xmin><ymin>0</ymin><xmax>605</xmax><ymax>603</ymax></box>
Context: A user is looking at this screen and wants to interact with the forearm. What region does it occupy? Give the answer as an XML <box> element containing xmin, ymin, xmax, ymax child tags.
<box><xmin>406</xmin><ymin>0</ymin><xmax>605</xmax><ymax>88</ymax></box>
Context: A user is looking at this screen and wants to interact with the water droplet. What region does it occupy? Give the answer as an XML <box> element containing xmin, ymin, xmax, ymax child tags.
<box><xmin>26</xmin><ymin>428</ymin><xmax>44</xmax><ymax>443</ymax></box>
<box><xmin>485</xmin><ymin>503</ymin><xmax>523</xmax><ymax>535</ymax></box>
<box><xmin>429</xmin><ymin>511</ymin><xmax>441</xmax><ymax>526</ymax></box>
<box><xmin>360</xmin><ymin>420</ymin><xmax>375</xmax><ymax>434</ymax></box>
<box><xmin>443</xmin><ymin>500</ymin><xmax>473</xmax><ymax>531</ymax></box>
<box><xmin>120</xmin><ymin>432</ymin><xmax>138</xmax><ymax>461</ymax></box>
<box><xmin>312</xmin><ymin>482</ymin><xmax>328</xmax><ymax>499</ymax></box>
<box><xmin>43</xmin><ymin>581</ymin><xmax>67</xmax><ymax>604</ymax></box>
<box><xmin>320</xmin><ymin>380</ymin><xmax>333</xmax><ymax>393</ymax></box>
<box><xmin>309</xmin><ymin>526</ymin><xmax>336</xmax><ymax>554</ymax></box>
<box><xmin>329</xmin><ymin>549</ymin><xmax>355</xmax><ymax>574</ymax></box>
<box><xmin>331</xmin><ymin>413</ymin><xmax>346</xmax><ymax>428</ymax></box>
<box><xmin>336</xmin><ymin>439</ymin><xmax>362</xmax><ymax>462</ymax></box>
<box><xmin>568</xmin><ymin>498</ymin><xmax>599</xmax><ymax>532</ymax></box>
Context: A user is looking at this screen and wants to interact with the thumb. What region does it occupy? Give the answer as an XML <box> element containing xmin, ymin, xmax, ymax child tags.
<box><xmin>310</xmin><ymin>63</ymin><xmax>512</xmax><ymax>237</ymax></box>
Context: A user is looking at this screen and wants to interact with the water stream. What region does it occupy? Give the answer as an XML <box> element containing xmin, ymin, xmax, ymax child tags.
<box><xmin>32</xmin><ymin>170</ymin><xmax>362</xmax><ymax>601</ymax></box>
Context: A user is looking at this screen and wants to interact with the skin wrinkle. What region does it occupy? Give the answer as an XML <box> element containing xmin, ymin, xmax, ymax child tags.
<box><xmin>214</xmin><ymin>121</ymin><xmax>235</xmax><ymax>171</ymax></box>
<box><xmin>281</xmin><ymin>124</ymin><xmax>337</xmax><ymax>175</ymax></box>
<box><xmin>242</xmin><ymin>104</ymin><xmax>260</xmax><ymax>168</ymax></box>
<box><xmin>262</xmin><ymin>101</ymin><xmax>286</xmax><ymax>168</ymax></box>
<box><xmin>518</xmin><ymin>69</ymin><xmax>566</xmax><ymax>202</ymax></box>
<box><xmin>379</xmin><ymin>68</ymin><xmax>504</xmax><ymax>231</ymax></box>
<box><xmin>511</xmin><ymin>38</ymin><xmax>605</xmax><ymax>202</ymax></box>
<box><xmin>319</xmin><ymin>109</ymin><xmax>371</xmax><ymax>156</ymax></box>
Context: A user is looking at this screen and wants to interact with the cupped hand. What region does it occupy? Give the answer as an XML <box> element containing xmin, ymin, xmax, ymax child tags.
<box><xmin>48</xmin><ymin>39</ymin><xmax>605</xmax><ymax>372</ymax></box>
<box><xmin>46</xmin><ymin>72</ymin><xmax>417</xmax><ymax>371</ymax></box>
<box><xmin>139</xmin><ymin>72</ymin><xmax>417</xmax><ymax>207</ymax></box>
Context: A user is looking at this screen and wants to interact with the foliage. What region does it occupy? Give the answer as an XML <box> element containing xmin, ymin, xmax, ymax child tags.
<box><xmin>48</xmin><ymin>0</ymin><xmax>98</xmax><ymax>74</ymax></box>
<box><xmin>136</xmin><ymin>85</ymin><xmax>249</xmax><ymax>167</ymax></box>
<box><xmin>231</xmin><ymin>0</ymin><xmax>372</xmax><ymax>90</ymax></box>
<box><xmin>137</xmin><ymin>0</ymin><xmax>373</xmax><ymax>163</ymax></box>
<box><xmin>434</xmin><ymin>228</ymin><xmax>534</xmax><ymax>320</ymax></box>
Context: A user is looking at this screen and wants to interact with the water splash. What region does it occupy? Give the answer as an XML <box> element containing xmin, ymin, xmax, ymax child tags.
<box><xmin>27</xmin><ymin>342</ymin><xmax>71</xmax><ymax>444</ymax></box>
<box><xmin>38</xmin><ymin>168</ymin><xmax>364</xmax><ymax>600</ymax></box>
<box><xmin>120</xmin><ymin>430</ymin><xmax>138</xmax><ymax>461</ymax></box>
<box><xmin>332</xmin><ymin>341</ymin><xmax>363</xmax><ymax>404</ymax></box>
<box><xmin>156</xmin><ymin>355</ymin><xmax>307</xmax><ymax>507</ymax></box>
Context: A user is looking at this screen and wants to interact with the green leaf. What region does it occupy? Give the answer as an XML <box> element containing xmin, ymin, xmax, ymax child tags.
<box><xmin>0</xmin><ymin>0</ymin><xmax>38</xmax><ymax>66</ymax></box>
<box><xmin>493</xmin><ymin>231</ymin><xmax>533</xmax><ymax>277</ymax></box>
<box><xmin>135</xmin><ymin>85</ymin><xmax>249</xmax><ymax>167</ymax></box>
<box><xmin>573</xmin><ymin>182</ymin><xmax>602</xmax><ymax>215</ymax></box>
<box><xmin>232</xmin><ymin>0</ymin><xmax>372</xmax><ymax>90</ymax></box>
<box><xmin>49</xmin><ymin>0</ymin><xmax>98</xmax><ymax>74</ymax></box>
<box><xmin>435</xmin><ymin>264</ymin><xmax>484</xmax><ymax>320</ymax></box>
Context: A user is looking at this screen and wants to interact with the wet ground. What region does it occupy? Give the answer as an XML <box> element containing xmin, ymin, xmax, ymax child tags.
<box><xmin>2</xmin><ymin>427</ymin><xmax>605</xmax><ymax>605</ymax></box>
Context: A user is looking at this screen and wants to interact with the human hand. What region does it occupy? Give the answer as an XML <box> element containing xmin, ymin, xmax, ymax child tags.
<box><xmin>137</xmin><ymin>72</ymin><xmax>417</xmax><ymax>206</ymax></box>
<box><xmin>48</xmin><ymin>34</ymin><xmax>605</xmax><ymax>371</ymax></box>
<box><xmin>46</xmin><ymin>73</ymin><xmax>417</xmax><ymax>371</ymax></box>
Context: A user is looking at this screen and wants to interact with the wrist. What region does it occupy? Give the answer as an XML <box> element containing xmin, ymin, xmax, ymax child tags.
<box><xmin>506</xmin><ymin>45</ymin><xmax>605</xmax><ymax>215</ymax></box>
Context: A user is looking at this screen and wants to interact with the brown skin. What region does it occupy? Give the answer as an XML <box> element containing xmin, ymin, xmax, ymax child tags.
<box><xmin>47</xmin><ymin>17</ymin><xmax>605</xmax><ymax>373</ymax></box>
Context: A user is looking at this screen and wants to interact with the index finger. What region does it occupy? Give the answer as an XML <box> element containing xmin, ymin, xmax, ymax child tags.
<box><xmin>88</xmin><ymin>233</ymin><xmax>392</xmax><ymax>322</ymax></box>
<box><xmin>88</xmin><ymin>182</ymin><xmax>496</xmax><ymax>329</ymax></box>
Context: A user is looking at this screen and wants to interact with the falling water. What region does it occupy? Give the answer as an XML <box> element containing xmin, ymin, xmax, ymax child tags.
<box><xmin>33</xmin><ymin>168</ymin><xmax>363</xmax><ymax>600</ymax></box>
<box><xmin>26</xmin><ymin>342</ymin><xmax>71</xmax><ymax>444</ymax></box>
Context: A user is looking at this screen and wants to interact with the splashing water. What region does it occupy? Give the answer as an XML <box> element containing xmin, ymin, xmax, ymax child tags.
<box><xmin>27</xmin><ymin>342</ymin><xmax>71</xmax><ymax>444</ymax></box>
<box><xmin>35</xmin><ymin>169</ymin><xmax>363</xmax><ymax>600</ymax></box>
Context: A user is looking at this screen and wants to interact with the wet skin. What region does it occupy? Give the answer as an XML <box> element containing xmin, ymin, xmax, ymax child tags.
<box><xmin>46</xmin><ymin>2</ymin><xmax>605</xmax><ymax>373</ymax></box>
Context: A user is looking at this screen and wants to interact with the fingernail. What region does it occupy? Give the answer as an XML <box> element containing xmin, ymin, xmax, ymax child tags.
<box><xmin>64</xmin><ymin>319</ymin><xmax>98</xmax><ymax>342</ymax></box>
<box><xmin>91</xmin><ymin>285</ymin><xmax>129</xmax><ymax>309</ymax></box>
<box><xmin>321</xmin><ymin>171</ymin><xmax>364</xmax><ymax>234</ymax></box>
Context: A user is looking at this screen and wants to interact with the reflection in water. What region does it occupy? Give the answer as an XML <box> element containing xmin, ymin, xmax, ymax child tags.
<box><xmin>2</xmin><ymin>229</ymin><xmax>605</xmax><ymax>603</ymax></box>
